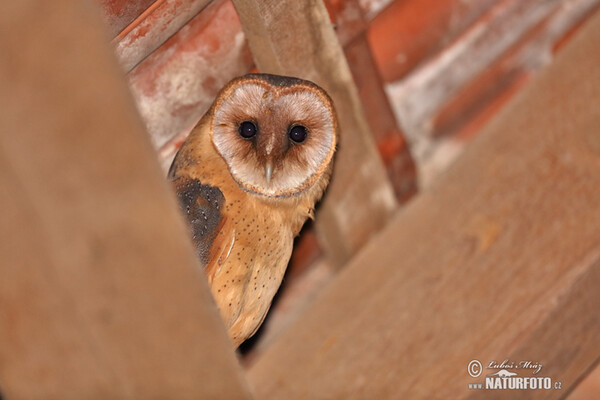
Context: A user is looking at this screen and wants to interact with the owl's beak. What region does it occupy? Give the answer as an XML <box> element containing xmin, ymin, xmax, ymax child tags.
<box><xmin>265</xmin><ymin>161</ymin><xmax>273</xmax><ymax>183</ymax></box>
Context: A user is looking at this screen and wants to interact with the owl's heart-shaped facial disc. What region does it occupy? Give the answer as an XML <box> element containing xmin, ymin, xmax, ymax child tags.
<box><xmin>211</xmin><ymin>74</ymin><xmax>337</xmax><ymax>198</ymax></box>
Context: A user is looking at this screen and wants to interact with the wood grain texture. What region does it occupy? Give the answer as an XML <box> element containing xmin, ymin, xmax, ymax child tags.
<box><xmin>113</xmin><ymin>0</ymin><xmax>212</xmax><ymax>72</ymax></box>
<box><xmin>96</xmin><ymin>0</ymin><xmax>156</xmax><ymax>37</ymax></box>
<box><xmin>467</xmin><ymin>260</ymin><xmax>600</xmax><ymax>400</ymax></box>
<box><xmin>247</xmin><ymin>10</ymin><xmax>600</xmax><ymax>399</ymax></box>
<box><xmin>566</xmin><ymin>360</ymin><xmax>600</xmax><ymax>400</ymax></box>
<box><xmin>0</xmin><ymin>1</ymin><xmax>251</xmax><ymax>399</ymax></box>
<box><xmin>231</xmin><ymin>0</ymin><xmax>398</xmax><ymax>266</ymax></box>
<box><xmin>345</xmin><ymin>33</ymin><xmax>417</xmax><ymax>202</ymax></box>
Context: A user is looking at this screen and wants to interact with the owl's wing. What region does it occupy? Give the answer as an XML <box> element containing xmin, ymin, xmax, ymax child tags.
<box><xmin>205</xmin><ymin>215</ymin><xmax>236</xmax><ymax>284</ymax></box>
<box><xmin>172</xmin><ymin>177</ymin><xmax>235</xmax><ymax>283</ymax></box>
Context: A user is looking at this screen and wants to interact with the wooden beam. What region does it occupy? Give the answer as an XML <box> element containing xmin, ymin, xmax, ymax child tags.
<box><xmin>247</xmin><ymin>10</ymin><xmax>600</xmax><ymax>399</ymax></box>
<box><xmin>96</xmin><ymin>0</ymin><xmax>156</xmax><ymax>37</ymax></box>
<box><xmin>113</xmin><ymin>0</ymin><xmax>212</xmax><ymax>72</ymax></box>
<box><xmin>468</xmin><ymin>261</ymin><xmax>600</xmax><ymax>400</ymax></box>
<box><xmin>345</xmin><ymin>33</ymin><xmax>417</xmax><ymax>202</ymax></box>
<box><xmin>0</xmin><ymin>1</ymin><xmax>251</xmax><ymax>398</ymax></box>
<box><xmin>566</xmin><ymin>362</ymin><xmax>600</xmax><ymax>400</ymax></box>
<box><xmin>231</xmin><ymin>0</ymin><xmax>398</xmax><ymax>266</ymax></box>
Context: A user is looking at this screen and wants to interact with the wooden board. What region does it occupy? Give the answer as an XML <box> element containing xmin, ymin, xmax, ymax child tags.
<box><xmin>231</xmin><ymin>0</ymin><xmax>398</xmax><ymax>266</ymax></box>
<box><xmin>114</xmin><ymin>0</ymin><xmax>212</xmax><ymax>72</ymax></box>
<box><xmin>0</xmin><ymin>1</ymin><xmax>251</xmax><ymax>399</ymax></box>
<box><xmin>96</xmin><ymin>0</ymin><xmax>156</xmax><ymax>37</ymax></box>
<box><xmin>566</xmin><ymin>361</ymin><xmax>600</xmax><ymax>399</ymax></box>
<box><xmin>247</xmin><ymin>9</ymin><xmax>600</xmax><ymax>399</ymax></box>
<box><xmin>344</xmin><ymin>33</ymin><xmax>417</xmax><ymax>202</ymax></box>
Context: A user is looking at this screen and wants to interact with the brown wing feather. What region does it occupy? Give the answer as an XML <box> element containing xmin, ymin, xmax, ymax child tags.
<box><xmin>172</xmin><ymin>177</ymin><xmax>235</xmax><ymax>282</ymax></box>
<box><xmin>204</xmin><ymin>216</ymin><xmax>235</xmax><ymax>284</ymax></box>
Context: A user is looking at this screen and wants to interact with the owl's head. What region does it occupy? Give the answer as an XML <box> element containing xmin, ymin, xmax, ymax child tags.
<box><xmin>210</xmin><ymin>73</ymin><xmax>337</xmax><ymax>198</ymax></box>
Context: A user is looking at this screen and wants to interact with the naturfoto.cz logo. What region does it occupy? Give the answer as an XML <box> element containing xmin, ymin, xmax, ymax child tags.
<box><xmin>467</xmin><ymin>359</ymin><xmax>562</xmax><ymax>391</ymax></box>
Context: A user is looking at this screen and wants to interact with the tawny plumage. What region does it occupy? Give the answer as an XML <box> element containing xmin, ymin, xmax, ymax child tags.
<box><xmin>169</xmin><ymin>74</ymin><xmax>337</xmax><ymax>347</ymax></box>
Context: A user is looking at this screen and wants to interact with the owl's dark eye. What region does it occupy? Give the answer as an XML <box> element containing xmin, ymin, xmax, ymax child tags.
<box><xmin>289</xmin><ymin>125</ymin><xmax>307</xmax><ymax>143</ymax></box>
<box><xmin>239</xmin><ymin>121</ymin><xmax>257</xmax><ymax>139</ymax></box>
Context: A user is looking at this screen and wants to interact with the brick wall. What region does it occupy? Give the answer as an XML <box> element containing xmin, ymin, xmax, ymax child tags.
<box><xmin>372</xmin><ymin>0</ymin><xmax>600</xmax><ymax>186</ymax></box>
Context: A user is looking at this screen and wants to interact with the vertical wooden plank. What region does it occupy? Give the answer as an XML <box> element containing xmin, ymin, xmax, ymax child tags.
<box><xmin>0</xmin><ymin>1</ymin><xmax>252</xmax><ymax>399</ymax></box>
<box><xmin>247</xmin><ymin>10</ymin><xmax>600</xmax><ymax>399</ymax></box>
<box><xmin>231</xmin><ymin>0</ymin><xmax>398</xmax><ymax>266</ymax></box>
<box><xmin>345</xmin><ymin>33</ymin><xmax>417</xmax><ymax>202</ymax></box>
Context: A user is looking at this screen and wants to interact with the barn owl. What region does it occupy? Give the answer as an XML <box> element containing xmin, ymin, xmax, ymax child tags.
<box><xmin>169</xmin><ymin>73</ymin><xmax>337</xmax><ymax>347</ymax></box>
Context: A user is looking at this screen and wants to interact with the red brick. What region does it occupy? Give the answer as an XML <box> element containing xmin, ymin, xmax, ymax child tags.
<box><xmin>357</xmin><ymin>0</ymin><xmax>393</xmax><ymax>20</ymax></box>
<box><xmin>432</xmin><ymin>0</ymin><xmax>599</xmax><ymax>140</ymax></box>
<box><xmin>323</xmin><ymin>0</ymin><xmax>367</xmax><ymax>45</ymax></box>
<box><xmin>128</xmin><ymin>0</ymin><xmax>253</xmax><ymax>151</ymax></box>
<box><xmin>367</xmin><ymin>0</ymin><xmax>499</xmax><ymax>82</ymax></box>
<box><xmin>432</xmin><ymin>54</ymin><xmax>529</xmax><ymax>140</ymax></box>
<box><xmin>445</xmin><ymin>71</ymin><xmax>529</xmax><ymax>142</ymax></box>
